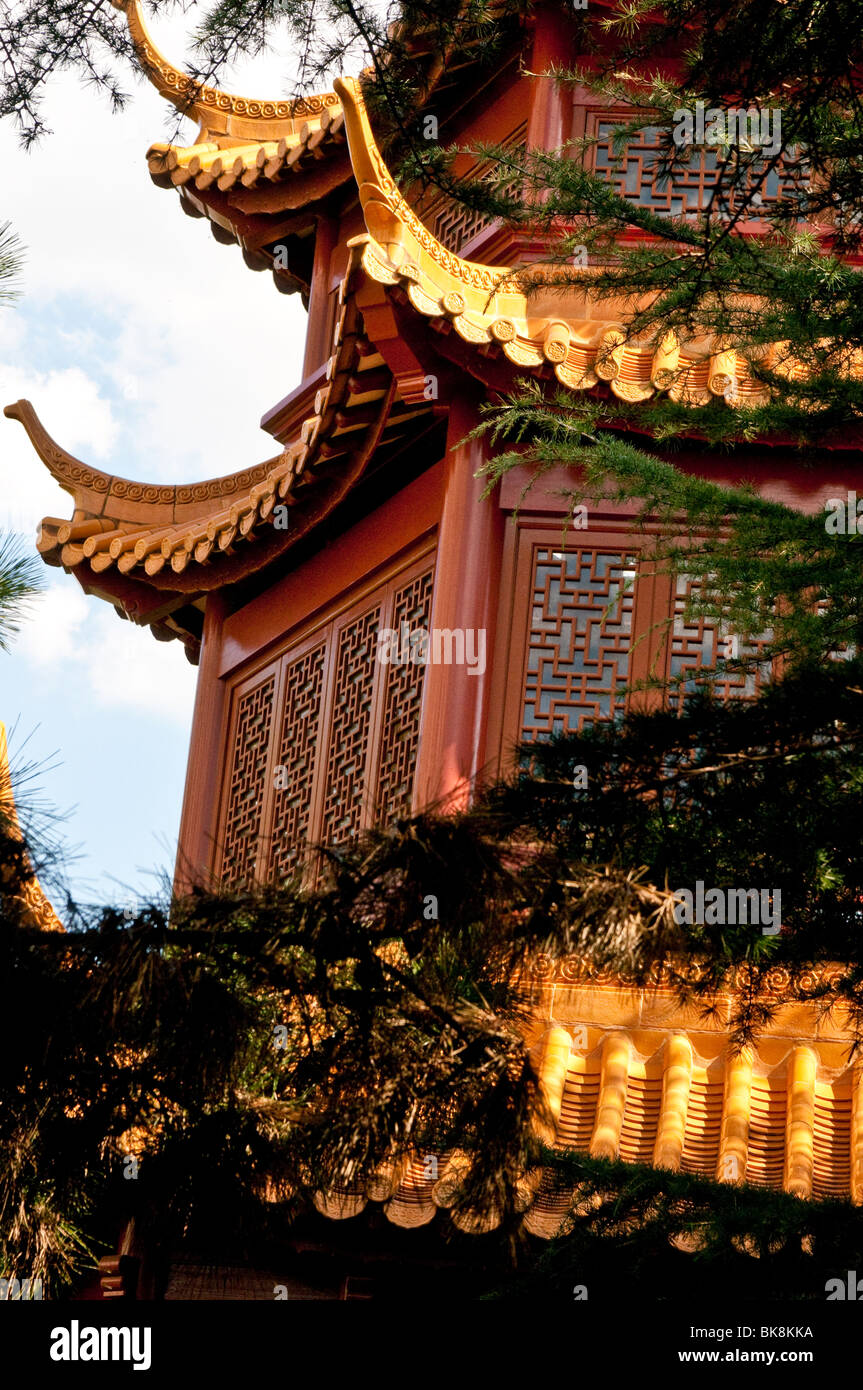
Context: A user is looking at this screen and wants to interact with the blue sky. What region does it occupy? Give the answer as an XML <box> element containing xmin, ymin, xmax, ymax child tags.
<box><xmin>0</xmin><ymin>12</ymin><xmax>311</xmax><ymax>908</ymax></box>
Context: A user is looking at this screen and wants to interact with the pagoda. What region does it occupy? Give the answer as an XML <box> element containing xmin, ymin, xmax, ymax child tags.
<box><xmin>9</xmin><ymin>0</ymin><xmax>863</xmax><ymax>1276</ymax></box>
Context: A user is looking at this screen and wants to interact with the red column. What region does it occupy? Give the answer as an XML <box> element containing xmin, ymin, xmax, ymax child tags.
<box><xmin>173</xmin><ymin>591</ymin><xmax>229</xmax><ymax>895</ymax></box>
<box><xmin>526</xmin><ymin>6</ymin><xmax>574</xmax><ymax>157</ymax></box>
<box><xmin>302</xmin><ymin>214</ymin><xmax>338</xmax><ymax>378</ymax></box>
<box><xmin>413</xmin><ymin>392</ymin><xmax>505</xmax><ymax>812</ymax></box>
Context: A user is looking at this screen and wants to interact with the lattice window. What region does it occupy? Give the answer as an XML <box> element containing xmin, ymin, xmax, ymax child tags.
<box><xmin>433</xmin><ymin>199</ymin><xmax>496</xmax><ymax>255</ymax></box>
<box><xmin>427</xmin><ymin>129</ymin><xmax>526</xmax><ymax>253</ymax></box>
<box><xmin>375</xmin><ymin>569</ymin><xmax>435</xmax><ymax>824</ymax></box>
<box><xmin>220</xmin><ymin>673</ymin><xmax>276</xmax><ymax>887</ymax></box>
<box><xmin>670</xmin><ymin>573</ymin><xmax>773</xmax><ymax>704</ymax></box>
<box><xmin>593</xmin><ymin>120</ymin><xmax>808</xmax><ymax>218</ymax></box>
<box><xmin>521</xmin><ymin>547</ymin><xmax>636</xmax><ymax>740</ymax></box>
<box><xmin>267</xmin><ymin>643</ymin><xmax>326</xmax><ymax>880</ymax></box>
<box><xmin>321</xmin><ymin>606</ymin><xmax>382</xmax><ymax>845</ymax></box>
<box><xmin>216</xmin><ymin>550</ymin><xmax>436</xmax><ymax>886</ymax></box>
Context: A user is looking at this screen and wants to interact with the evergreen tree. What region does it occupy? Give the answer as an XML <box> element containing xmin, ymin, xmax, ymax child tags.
<box><xmin>4</xmin><ymin>0</ymin><xmax>863</xmax><ymax>1299</ymax></box>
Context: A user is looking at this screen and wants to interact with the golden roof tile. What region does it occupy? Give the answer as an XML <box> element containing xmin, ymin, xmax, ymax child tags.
<box><xmin>6</xmin><ymin>242</ymin><xmax>435</xmax><ymax>653</ymax></box>
<box><xmin>334</xmin><ymin>74</ymin><xmax>863</xmax><ymax>414</ymax></box>
<box><xmin>311</xmin><ymin>966</ymin><xmax>863</xmax><ymax>1233</ymax></box>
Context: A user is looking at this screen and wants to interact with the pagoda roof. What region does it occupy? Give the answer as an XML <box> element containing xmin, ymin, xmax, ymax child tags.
<box><xmin>335</xmin><ymin>74</ymin><xmax>863</xmax><ymax>416</ymax></box>
<box><xmin>5</xmin><ymin>237</ymin><xmax>434</xmax><ymax>657</ymax></box>
<box><xmin>108</xmin><ymin>0</ymin><xmax>352</xmax><ymax>296</ymax></box>
<box><xmin>10</xmin><ymin>22</ymin><xmax>863</xmax><ymax>653</ymax></box>
<box><xmin>310</xmin><ymin>960</ymin><xmax>863</xmax><ymax>1234</ymax></box>
<box><xmin>114</xmin><ymin>0</ymin><xmax>341</xmax><ymax>141</ymax></box>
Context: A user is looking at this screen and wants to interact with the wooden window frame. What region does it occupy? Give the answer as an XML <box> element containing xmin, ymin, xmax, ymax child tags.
<box><xmin>573</xmin><ymin>103</ymin><xmax>808</xmax><ymax>236</ymax></box>
<box><xmin>487</xmin><ymin>520</ymin><xmax>669</xmax><ymax>774</ymax></box>
<box><xmin>213</xmin><ymin>539</ymin><xmax>437</xmax><ymax>883</ymax></box>
<box><xmin>488</xmin><ymin>514</ymin><xmax>781</xmax><ymax>777</ymax></box>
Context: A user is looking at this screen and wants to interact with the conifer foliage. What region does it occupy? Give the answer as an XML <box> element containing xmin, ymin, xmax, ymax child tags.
<box><xmin>4</xmin><ymin>0</ymin><xmax>863</xmax><ymax>1298</ymax></box>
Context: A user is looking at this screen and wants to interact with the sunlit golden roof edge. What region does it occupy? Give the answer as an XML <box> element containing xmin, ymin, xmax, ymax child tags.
<box><xmin>334</xmin><ymin>74</ymin><xmax>863</xmax><ymax>412</ymax></box>
<box><xmin>111</xmin><ymin>0</ymin><xmax>340</xmax><ymax>139</ymax></box>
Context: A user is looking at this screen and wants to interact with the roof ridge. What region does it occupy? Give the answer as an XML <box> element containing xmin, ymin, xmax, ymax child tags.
<box><xmin>112</xmin><ymin>0</ymin><xmax>340</xmax><ymax>135</ymax></box>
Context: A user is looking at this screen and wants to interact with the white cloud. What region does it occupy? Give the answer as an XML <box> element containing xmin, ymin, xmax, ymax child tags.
<box><xmin>17</xmin><ymin>578</ymin><xmax>197</xmax><ymax>723</ymax></box>
<box><xmin>85</xmin><ymin>606</ymin><xmax>198</xmax><ymax>722</ymax></box>
<box><xmin>16</xmin><ymin>581</ymin><xmax>88</xmax><ymax>668</ymax></box>
<box><xmin>0</xmin><ymin>365</ymin><xmax>118</xmax><ymax>534</ymax></box>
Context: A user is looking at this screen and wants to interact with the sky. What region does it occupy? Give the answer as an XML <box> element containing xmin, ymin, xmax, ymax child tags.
<box><xmin>0</xmin><ymin>11</ymin><xmax>313</xmax><ymax>909</ymax></box>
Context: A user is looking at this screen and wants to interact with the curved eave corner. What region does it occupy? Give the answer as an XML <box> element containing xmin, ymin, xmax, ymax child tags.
<box><xmin>113</xmin><ymin>0</ymin><xmax>349</xmax><ymax>293</ymax></box>
<box><xmin>6</xmin><ymin>243</ymin><xmax>433</xmax><ymax>648</ymax></box>
<box><xmin>334</xmin><ymin>75</ymin><xmax>863</xmax><ymax>417</ymax></box>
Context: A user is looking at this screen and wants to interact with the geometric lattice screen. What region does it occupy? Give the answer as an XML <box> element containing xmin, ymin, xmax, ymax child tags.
<box><xmin>521</xmin><ymin>547</ymin><xmax>637</xmax><ymax>741</ymax></box>
<box><xmin>669</xmin><ymin>572</ymin><xmax>774</xmax><ymax>705</ymax></box>
<box><xmin>593</xmin><ymin>120</ymin><xmax>808</xmax><ymax>218</ymax></box>
<box><xmin>217</xmin><ymin>554</ymin><xmax>435</xmax><ymax>887</ymax></box>
<box><xmin>219</xmin><ymin>671</ymin><xmax>277</xmax><ymax>887</ymax></box>
<box><xmin>375</xmin><ymin>568</ymin><xmax>435</xmax><ymax>824</ymax></box>
<box><xmin>514</xmin><ymin>540</ymin><xmax>777</xmax><ymax>749</ymax></box>
<box><xmin>267</xmin><ymin>643</ymin><xmax>326</xmax><ymax>881</ymax></box>
<box><xmin>321</xmin><ymin>605</ymin><xmax>382</xmax><ymax>846</ymax></box>
<box><xmin>429</xmin><ymin>126</ymin><xmax>526</xmax><ymax>253</ymax></box>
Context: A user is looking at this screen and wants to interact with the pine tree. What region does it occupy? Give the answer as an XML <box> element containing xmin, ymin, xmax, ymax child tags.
<box><xmin>4</xmin><ymin>0</ymin><xmax>863</xmax><ymax>1297</ymax></box>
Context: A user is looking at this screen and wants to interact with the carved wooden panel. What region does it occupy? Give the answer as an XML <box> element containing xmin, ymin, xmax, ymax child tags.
<box><xmin>267</xmin><ymin>642</ymin><xmax>326</xmax><ymax>880</ymax></box>
<box><xmin>669</xmin><ymin>573</ymin><xmax>773</xmax><ymax>704</ymax></box>
<box><xmin>220</xmin><ymin>672</ymin><xmax>276</xmax><ymax>887</ymax></box>
<box><xmin>321</xmin><ymin>605</ymin><xmax>382</xmax><ymax>844</ymax></box>
<box><xmin>375</xmin><ymin>568</ymin><xmax>434</xmax><ymax>824</ymax></box>
<box><xmin>521</xmin><ymin>547</ymin><xmax>637</xmax><ymax>740</ymax></box>
<box><xmin>593</xmin><ymin>120</ymin><xmax>808</xmax><ymax>217</ymax></box>
<box><xmin>428</xmin><ymin>128</ymin><xmax>526</xmax><ymax>252</ymax></box>
<box><xmin>217</xmin><ymin>547</ymin><xmax>436</xmax><ymax>883</ymax></box>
